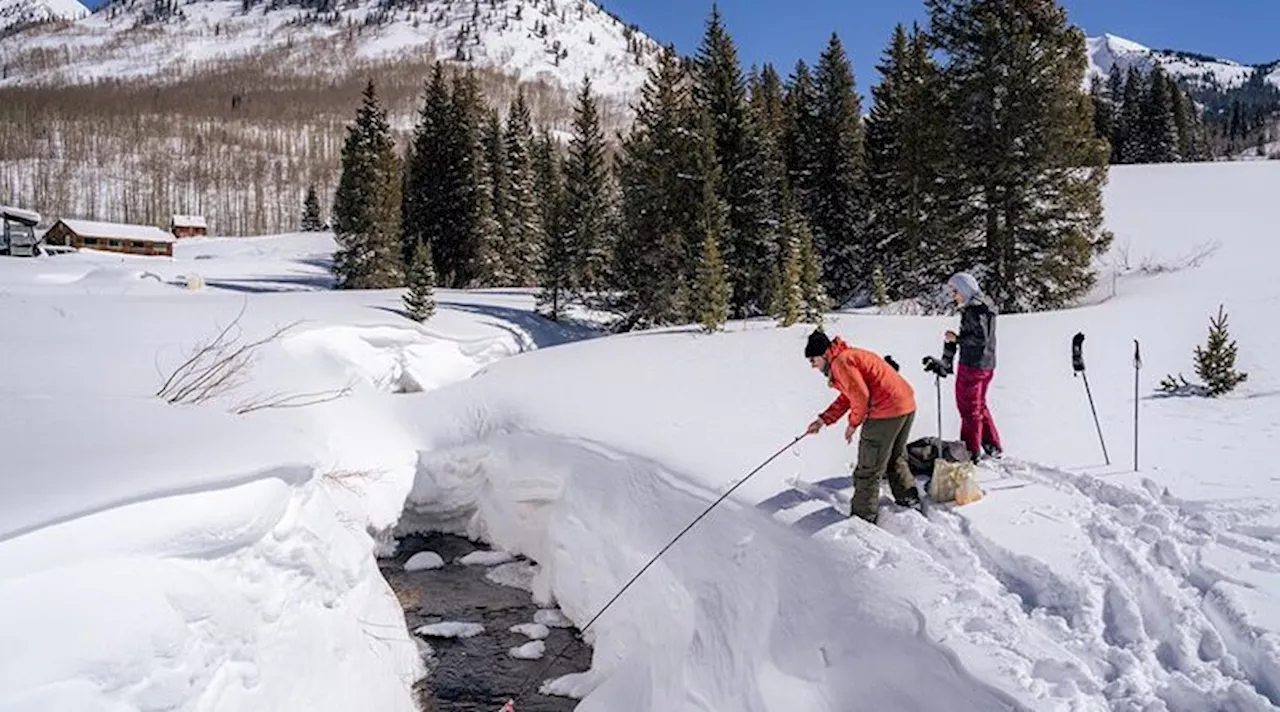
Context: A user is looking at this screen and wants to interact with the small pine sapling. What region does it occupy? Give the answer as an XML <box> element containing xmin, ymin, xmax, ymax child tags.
<box><xmin>1194</xmin><ymin>304</ymin><xmax>1247</xmax><ymax>396</ymax></box>
<box><xmin>403</xmin><ymin>241</ymin><xmax>436</xmax><ymax>322</ymax></box>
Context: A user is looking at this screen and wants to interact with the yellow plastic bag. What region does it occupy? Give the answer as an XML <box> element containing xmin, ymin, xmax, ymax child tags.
<box><xmin>928</xmin><ymin>459</ymin><xmax>984</xmax><ymax>505</ymax></box>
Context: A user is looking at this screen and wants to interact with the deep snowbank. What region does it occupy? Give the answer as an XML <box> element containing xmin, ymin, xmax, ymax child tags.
<box><xmin>0</xmin><ymin>235</ymin><xmax>574</xmax><ymax>711</ymax></box>
<box><xmin>401</xmin><ymin>430</ymin><xmax>1026</xmax><ymax>711</ymax></box>
<box><xmin>389</xmin><ymin>162</ymin><xmax>1280</xmax><ymax>710</ymax></box>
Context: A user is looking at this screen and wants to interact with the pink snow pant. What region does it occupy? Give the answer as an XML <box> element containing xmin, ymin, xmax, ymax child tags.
<box><xmin>955</xmin><ymin>364</ymin><xmax>1002</xmax><ymax>457</ymax></box>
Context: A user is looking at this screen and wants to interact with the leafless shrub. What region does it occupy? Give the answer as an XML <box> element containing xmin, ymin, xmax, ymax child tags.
<box><xmin>319</xmin><ymin>466</ymin><xmax>387</xmax><ymax>495</ymax></box>
<box><xmin>232</xmin><ymin>380</ymin><xmax>355</xmax><ymax>414</ymax></box>
<box><xmin>155</xmin><ymin>302</ymin><xmax>298</xmax><ymax>405</ymax></box>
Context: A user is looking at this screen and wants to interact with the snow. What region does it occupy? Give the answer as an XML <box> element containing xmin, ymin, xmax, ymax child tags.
<box><xmin>510</xmin><ymin>622</ymin><xmax>550</xmax><ymax>640</ymax></box>
<box><xmin>404</xmin><ymin>551</ymin><xmax>445</xmax><ymax>571</ymax></box>
<box><xmin>414</xmin><ymin>621</ymin><xmax>485</xmax><ymax>639</ymax></box>
<box><xmin>4</xmin><ymin>161</ymin><xmax>1280</xmax><ymax>711</ymax></box>
<box><xmin>458</xmin><ymin>549</ymin><xmax>516</xmax><ymax>566</ymax></box>
<box><xmin>508</xmin><ymin>640</ymin><xmax>545</xmax><ymax>660</ymax></box>
<box><xmin>0</xmin><ymin>0</ymin><xmax>661</xmax><ymax>104</ymax></box>
<box><xmin>1</xmin><ymin>204</ymin><xmax>40</xmax><ymax>224</ymax></box>
<box><xmin>171</xmin><ymin>214</ymin><xmax>208</xmax><ymax>229</ymax></box>
<box><xmin>1085</xmin><ymin>33</ymin><xmax>1275</xmax><ymax>92</ymax></box>
<box><xmin>0</xmin><ymin>0</ymin><xmax>86</xmax><ymax>34</ymax></box>
<box><xmin>57</xmin><ymin>217</ymin><xmax>177</xmax><ymax>243</ymax></box>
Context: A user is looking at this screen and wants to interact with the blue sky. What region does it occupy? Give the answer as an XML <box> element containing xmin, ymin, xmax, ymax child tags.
<box><xmin>606</xmin><ymin>0</ymin><xmax>1280</xmax><ymax>86</ymax></box>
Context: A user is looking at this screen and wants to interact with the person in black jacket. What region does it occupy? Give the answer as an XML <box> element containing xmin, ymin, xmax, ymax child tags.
<box><xmin>942</xmin><ymin>272</ymin><xmax>1002</xmax><ymax>461</ymax></box>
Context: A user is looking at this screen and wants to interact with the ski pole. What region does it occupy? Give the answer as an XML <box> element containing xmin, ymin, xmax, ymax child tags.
<box><xmin>935</xmin><ymin>374</ymin><xmax>942</xmax><ymax>440</ymax></box>
<box><xmin>1133</xmin><ymin>339</ymin><xmax>1141</xmax><ymax>471</ymax></box>
<box><xmin>504</xmin><ymin>432</ymin><xmax>808</xmax><ymax>709</ymax></box>
<box><xmin>1072</xmin><ymin>332</ymin><xmax>1110</xmax><ymax>465</ymax></box>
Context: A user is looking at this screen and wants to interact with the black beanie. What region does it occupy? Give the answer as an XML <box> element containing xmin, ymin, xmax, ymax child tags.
<box><xmin>804</xmin><ymin>329</ymin><xmax>831</xmax><ymax>359</ymax></box>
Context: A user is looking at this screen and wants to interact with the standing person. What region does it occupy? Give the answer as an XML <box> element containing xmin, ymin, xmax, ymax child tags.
<box><xmin>943</xmin><ymin>272</ymin><xmax>1003</xmax><ymax>461</ymax></box>
<box><xmin>803</xmin><ymin>329</ymin><xmax>922</xmax><ymax>524</ymax></box>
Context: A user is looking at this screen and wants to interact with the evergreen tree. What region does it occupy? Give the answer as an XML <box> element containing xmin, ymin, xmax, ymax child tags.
<box><xmin>693</xmin><ymin>4</ymin><xmax>774</xmax><ymax>317</ymax></box>
<box><xmin>441</xmin><ymin>69</ymin><xmax>489</xmax><ymax>288</ymax></box>
<box><xmin>783</xmin><ymin>60</ymin><xmax>819</xmax><ymax>220</ymax></box>
<box><xmin>477</xmin><ymin>106</ymin><xmax>507</xmax><ymax>284</ymax></box>
<box><xmin>402</xmin><ymin>64</ymin><xmax>452</xmax><ymax>268</ymax></box>
<box><xmin>301</xmin><ymin>184</ymin><xmax>323</xmax><ymax>231</ymax></box>
<box><xmin>1194</xmin><ymin>304</ymin><xmax>1248</xmax><ymax>396</ymax></box>
<box><xmin>403</xmin><ymin>240</ymin><xmax>436</xmax><ymax>322</ymax></box>
<box><xmin>503</xmin><ymin>90</ymin><xmax>542</xmax><ymax>286</ymax></box>
<box><xmin>561</xmin><ymin>76</ymin><xmax>610</xmax><ymax>299</ymax></box>
<box><xmin>809</xmin><ymin>33</ymin><xmax>870</xmax><ymax>305</ymax></box>
<box><xmin>770</xmin><ymin>230</ymin><xmax>803</xmax><ymax>327</ymax></box>
<box><xmin>1117</xmin><ymin>66</ymin><xmax>1146</xmax><ymax>163</ymax></box>
<box><xmin>534</xmin><ymin>129</ymin><xmax>572</xmax><ymax>321</ymax></box>
<box><xmin>749</xmin><ymin>62</ymin><xmax>789</xmax><ymax>278</ymax></box>
<box><xmin>1105</xmin><ymin>64</ymin><xmax>1126</xmax><ymax>161</ymax></box>
<box><xmin>616</xmin><ymin>47</ymin><xmax>699</xmax><ymax>327</ymax></box>
<box><xmin>1089</xmin><ymin>77</ymin><xmax>1114</xmax><ymax>155</ymax></box>
<box><xmin>926</xmin><ymin>0</ymin><xmax>1112</xmax><ymax>311</ymax></box>
<box><xmin>1141</xmin><ymin>68</ymin><xmax>1180</xmax><ymax>162</ymax></box>
<box><xmin>795</xmin><ymin>210</ymin><xmax>827</xmax><ymax>323</ymax></box>
<box><xmin>332</xmin><ymin>79</ymin><xmax>403</xmax><ymax>290</ymax></box>
<box><xmin>866</xmin><ymin>23</ymin><xmax>964</xmax><ymax>302</ymax></box>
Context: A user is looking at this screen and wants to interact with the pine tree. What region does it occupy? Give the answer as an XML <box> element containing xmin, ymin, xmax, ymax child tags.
<box><xmin>403</xmin><ymin>240</ymin><xmax>436</xmax><ymax>322</ymax></box>
<box><xmin>1118</xmin><ymin>66</ymin><xmax>1146</xmax><ymax>163</ymax></box>
<box><xmin>1194</xmin><ymin>304</ymin><xmax>1248</xmax><ymax>396</ymax></box>
<box><xmin>693</xmin><ymin>4</ymin><xmax>773</xmax><ymax>318</ymax></box>
<box><xmin>534</xmin><ymin>132</ymin><xmax>572</xmax><ymax>321</ymax></box>
<box><xmin>809</xmin><ymin>33</ymin><xmax>870</xmax><ymax>306</ymax></box>
<box><xmin>477</xmin><ymin>106</ymin><xmax>508</xmax><ymax>284</ymax></box>
<box><xmin>403</xmin><ymin>64</ymin><xmax>453</xmax><ymax>276</ymax></box>
<box><xmin>1105</xmin><ymin>64</ymin><xmax>1126</xmax><ymax>162</ymax></box>
<box><xmin>782</xmin><ymin>60</ymin><xmax>819</xmax><ymax>222</ymax></box>
<box><xmin>770</xmin><ymin>230</ymin><xmax>802</xmax><ymax>327</ymax></box>
<box><xmin>503</xmin><ymin>90</ymin><xmax>542</xmax><ymax>286</ymax></box>
<box><xmin>926</xmin><ymin>0</ymin><xmax>1112</xmax><ymax>311</ymax></box>
<box><xmin>616</xmin><ymin>47</ymin><xmax>699</xmax><ymax>328</ymax></box>
<box><xmin>441</xmin><ymin>69</ymin><xmax>489</xmax><ymax>288</ymax></box>
<box><xmin>561</xmin><ymin>76</ymin><xmax>610</xmax><ymax>300</ymax></box>
<box><xmin>749</xmin><ymin>62</ymin><xmax>789</xmax><ymax>294</ymax></box>
<box><xmin>301</xmin><ymin>184</ymin><xmax>323</xmax><ymax>231</ymax></box>
<box><xmin>796</xmin><ymin>212</ymin><xmax>827</xmax><ymax>323</ymax></box>
<box><xmin>332</xmin><ymin>79</ymin><xmax>404</xmax><ymax>290</ymax></box>
<box><xmin>1141</xmin><ymin>68</ymin><xmax>1179</xmax><ymax>162</ymax></box>
<box><xmin>866</xmin><ymin>23</ymin><xmax>964</xmax><ymax>303</ymax></box>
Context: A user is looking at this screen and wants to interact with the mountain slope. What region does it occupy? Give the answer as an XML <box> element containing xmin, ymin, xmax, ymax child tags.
<box><xmin>1086</xmin><ymin>33</ymin><xmax>1280</xmax><ymax>93</ymax></box>
<box><xmin>0</xmin><ymin>0</ymin><xmax>661</xmax><ymax>100</ymax></box>
<box><xmin>0</xmin><ymin>0</ymin><xmax>85</xmax><ymax>36</ymax></box>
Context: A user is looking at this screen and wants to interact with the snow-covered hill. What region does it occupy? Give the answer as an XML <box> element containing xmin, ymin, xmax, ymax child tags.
<box><xmin>0</xmin><ymin>0</ymin><xmax>660</xmax><ymax>99</ymax></box>
<box><xmin>1</xmin><ymin>161</ymin><xmax>1279</xmax><ymax>710</ymax></box>
<box><xmin>1087</xmin><ymin>33</ymin><xmax>1280</xmax><ymax>92</ymax></box>
<box><xmin>0</xmin><ymin>0</ymin><xmax>85</xmax><ymax>36</ymax></box>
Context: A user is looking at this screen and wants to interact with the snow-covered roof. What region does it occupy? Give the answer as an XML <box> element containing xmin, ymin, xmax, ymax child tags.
<box><xmin>58</xmin><ymin>219</ymin><xmax>176</xmax><ymax>243</ymax></box>
<box><xmin>1</xmin><ymin>205</ymin><xmax>40</xmax><ymax>225</ymax></box>
<box><xmin>171</xmin><ymin>214</ymin><xmax>207</xmax><ymax>229</ymax></box>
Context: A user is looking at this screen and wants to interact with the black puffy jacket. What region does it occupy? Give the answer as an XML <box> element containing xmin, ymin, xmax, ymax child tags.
<box><xmin>955</xmin><ymin>297</ymin><xmax>997</xmax><ymax>369</ymax></box>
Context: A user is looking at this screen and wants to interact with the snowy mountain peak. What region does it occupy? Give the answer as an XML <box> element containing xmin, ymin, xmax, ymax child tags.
<box><xmin>0</xmin><ymin>0</ymin><xmax>86</xmax><ymax>35</ymax></box>
<box><xmin>1085</xmin><ymin>32</ymin><xmax>1275</xmax><ymax>92</ymax></box>
<box><xmin>0</xmin><ymin>0</ymin><xmax>662</xmax><ymax>100</ymax></box>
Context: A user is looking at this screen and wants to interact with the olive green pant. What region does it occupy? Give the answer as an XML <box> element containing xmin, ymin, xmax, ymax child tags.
<box><xmin>850</xmin><ymin>411</ymin><xmax>917</xmax><ymax>522</ymax></box>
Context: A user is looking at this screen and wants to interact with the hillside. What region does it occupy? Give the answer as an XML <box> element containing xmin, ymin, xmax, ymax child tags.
<box><xmin>0</xmin><ymin>161</ymin><xmax>1278</xmax><ymax>711</ymax></box>
<box><xmin>1086</xmin><ymin>33</ymin><xmax>1280</xmax><ymax>94</ymax></box>
<box><xmin>0</xmin><ymin>0</ymin><xmax>661</xmax><ymax>236</ymax></box>
<box><xmin>0</xmin><ymin>0</ymin><xmax>659</xmax><ymax>97</ymax></box>
<box><xmin>0</xmin><ymin>0</ymin><xmax>85</xmax><ymax>36</ymax></box>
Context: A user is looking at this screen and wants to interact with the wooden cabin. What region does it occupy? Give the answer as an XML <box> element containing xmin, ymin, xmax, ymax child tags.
<box><xmin>0</xmin><ymin>205</ymin><xmax>40</xmax><ymax>257</ymax></box>
<box><xmin>170</xmin><ymin>214</ymin><xmax>208</xmax><ymax>238</ymax></box>
<box><xmin>44</xmin><ymin>218</ymin><xmax>176</xmax><ymax>257</ymax></box>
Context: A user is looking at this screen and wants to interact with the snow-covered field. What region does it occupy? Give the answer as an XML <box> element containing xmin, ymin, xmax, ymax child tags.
<box><xmin>2</xmin><ymin>161</ymin><xmax>1279</xmax><ymax>712</ymax></box>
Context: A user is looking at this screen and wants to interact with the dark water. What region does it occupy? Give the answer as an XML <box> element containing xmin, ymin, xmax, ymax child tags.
<box><xmin>379</xmin><ymin>533</ymin><xmax>593</xmax><ymax>712</ymax></box>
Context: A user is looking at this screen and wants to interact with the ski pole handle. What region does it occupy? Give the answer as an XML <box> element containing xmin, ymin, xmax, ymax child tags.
<box><xmin>1072</xmin><ymin>332</ymin><xmax>1086</xmax><ymax>373</ymax></box>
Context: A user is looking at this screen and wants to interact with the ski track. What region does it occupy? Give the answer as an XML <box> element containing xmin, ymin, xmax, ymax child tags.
<box><xmin>761</xmin><ymin>459</ymin><xmax>1280</xmax><ymax>711</ymax></box>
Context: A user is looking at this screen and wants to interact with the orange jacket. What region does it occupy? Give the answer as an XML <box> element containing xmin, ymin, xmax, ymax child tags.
<box><xmin>818</xmin><ymin>337</ymin><xmax>916</xmax><ymax>428</ymax></box>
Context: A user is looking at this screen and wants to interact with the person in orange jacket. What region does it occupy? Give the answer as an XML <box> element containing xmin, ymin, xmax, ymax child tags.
<box><xmin>803</xmin><ymin>328</ymin><xmax>922</xmax><ymax>523</ymax></box>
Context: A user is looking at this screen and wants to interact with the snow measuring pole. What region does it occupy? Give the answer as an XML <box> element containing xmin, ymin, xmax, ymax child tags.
<box><xmin>1072</xmin><ymin>332</ymin><xmax>1110</xmax><ymax>465</ymax></box>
